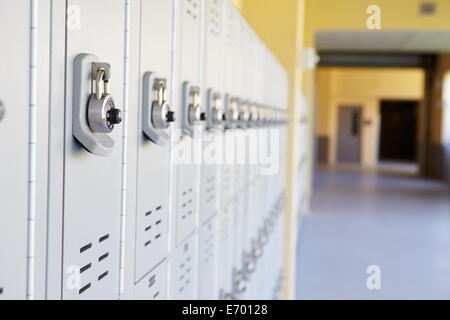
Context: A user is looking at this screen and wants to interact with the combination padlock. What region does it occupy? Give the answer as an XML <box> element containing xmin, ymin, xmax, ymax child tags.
<box><xmin>187</xmin><ymin>86</ymin><xmax>207</xmax><ymax>124</ymax></box>
<box><xmin>229</xmin><ymin>97</ymin><xmax>240</xmax><ymax>123</ymax></box>
<box><xmin>211</xmin><ymin>92</ymin><xmax>225</xmax><ymax>125</ymax></box>
<box><xmin>88</xmin><ymin>63</ymin><xmax>122</xmax><ymax>133</ymax></box>
<box><xmin>249</xmin><ymin>104</ymin><xmax>259</xmax><ymax>125</ymax></box>
<box><xmin>238</xmin><ymin>101</ymin><xmax>250</xmax><ymax>123</ymax></box>
<box><xmin>152</xmin><ymin>78</ymin><xmax>175</xmax><ymax>129</ymax></box>
<box><xmin>233</xmin><ymin>270</ymin><xmax>247</xmax><ymax>294</ymax></box>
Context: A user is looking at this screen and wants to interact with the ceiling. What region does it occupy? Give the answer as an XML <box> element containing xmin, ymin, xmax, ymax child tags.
<box><xmin>316</xmin><ymin>31</ymin><xmax>450</xmax><ymax>53</ymax></box>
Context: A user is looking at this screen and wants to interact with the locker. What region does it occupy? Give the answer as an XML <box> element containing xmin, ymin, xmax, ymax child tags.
<box><xmin>0</xmin><ymin>0</ymin><xmax>31</xmax><ymax>300</ymax></box>
<box><xmin>62</xmin><ymin>0</ymin><xmax>126</xmax><ymax>299</ymax></box>
<box><xmin>130</xmin><ymin>0</ymin><xmax>174</xmax><ymax>288</ymax></box>
<box><xmin>171</xmin><ymin>0</ymin><xmax>204</xmax><ymax>250</ymax></box>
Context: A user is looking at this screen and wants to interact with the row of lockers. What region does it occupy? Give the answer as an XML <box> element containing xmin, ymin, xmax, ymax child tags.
<box><xmin>0</xmin><ymin>0</ymin><xmax>290</xmax><ymax>299</ymax></box>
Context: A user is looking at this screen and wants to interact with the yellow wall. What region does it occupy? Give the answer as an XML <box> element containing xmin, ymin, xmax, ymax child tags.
<box><xmin>304</xmin><ymin>0</ymin><xmax>450</xmax><ymax>47</ymax></box>
<box><xmin>317</xmin><ymin>67</ymin><xmax>425</xmax><ymax>167</ymax></box>
<box><xmin>230</xmin><ymin>0</ymin><xmax>242</xmax><ymax>11</ymax></box>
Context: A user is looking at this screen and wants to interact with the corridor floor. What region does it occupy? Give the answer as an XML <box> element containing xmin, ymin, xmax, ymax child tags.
<box><xmin>296</xmin><ymin>169</ymin><xmax>450</xmax><ymax>299</ymax></box>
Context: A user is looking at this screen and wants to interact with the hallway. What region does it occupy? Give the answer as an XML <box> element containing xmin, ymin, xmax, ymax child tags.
<box><xmin>296</xmin><ymin>170</ymin><xmax>450</xmax><ymax>299</ymax></box>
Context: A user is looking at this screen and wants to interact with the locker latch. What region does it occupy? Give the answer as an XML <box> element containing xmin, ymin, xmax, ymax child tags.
<box><xmin>143</xmin><ymin>72</ymin><xmax>175</xmax><ymax>145</ymax></box>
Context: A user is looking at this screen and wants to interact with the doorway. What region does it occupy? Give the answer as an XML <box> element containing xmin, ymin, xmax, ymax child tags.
<box><xmin>379</xmin><ymin>100</ymin><xmax>418</xmax><ymax>162</ymax></box>
<box><xmin>337</xmin><ymin>106</ymin><xmax>362</xmax><ymax>163</ymax></box>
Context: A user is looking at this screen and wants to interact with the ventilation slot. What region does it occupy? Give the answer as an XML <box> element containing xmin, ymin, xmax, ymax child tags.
<box><xmin>80</xmin><ymin>263</ymin><xmax>92</xmax><ymax>274</ymax></box>
<box><xmin>0</xmin><ymin>287</ymin><xmax>3</xmax><ymax>295</ymax></box>
<box><xmin>98</xmin><ymin>271</ymin><xmax>108</xmax><ymax>281</ymax></box>
<box><xmin>79</xmin><ymin>283</ymin><xmax>91</xmax><ymax>295</ymax></box>
<box><xmin>80</xmin><ymin>243</ymin><xmax>92</xmax><ymax>253</ymax></box>
<box><xmin>99</xmin><ymin>234</ymin><xmax>109</xmax><ymax>243</ymax></box>
<box><xmin>98</xmin><ymin>253</ymin><xmax>109</xmax><ymax>262</ymax></box>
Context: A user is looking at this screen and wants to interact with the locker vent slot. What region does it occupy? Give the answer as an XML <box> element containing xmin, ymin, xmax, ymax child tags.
<box><xmin>209</xmin><ymin>1</ymin><xmax>221</xmax><ymax>37</ymax></box>
<box><xmin>142</xmin><ymin>205</ymin><xmax>165</xmax><ymax>249</ymax></box>
<box><xmin>98</xmin><ymin>271</ymin><xmax>108</xmax><ymax>281</ymax></box>
<box><xmin>99</xmin><ymin>234</ymin><xmax>109</xmax><ymax>243</ymax></box>
<box><xmin>0</xmin><ymin>287</ymin><xmax>3</xmax><ymax>295</ymax></box>
<box><xmin>98</xmin><ymin>253</ymin><xmax>109</xmax><ymax>262</ymax></box>
<box><xmin>185</xmin><ymin>0</ymin><xmax>198</xmax><ymax>20</ymax></box>
<box><xmin>80</xmin><ymin>243</ymin><xmax>92</xmax><ymax>253</ymax></box>
<box><xmin>80</xmin><ymin>263</ymin><xmax>92</xmax><ymax>274</ymax></box>
<box><xmin>76</xmin><ymin>233</ymin><xmax>112</xmax><ymax>295</ymax></box>
<box><xmin>177</xmin><ymin>250</ymin><xmax>194</xmax><ymax>294</ymax></box>
<box><xmin>180</xmin><ymin>188</ymin><xmax>194</xmax><ymax>220</ymax></box>
<box><xmin>205</xmin><ymin>176</ymin><xmax>216</xmax><ymax>204</ymax></box>
<box><xmin>79</xmin><ymin>283</ymin><xmax>91</xmax><ymax>295</ymax></box>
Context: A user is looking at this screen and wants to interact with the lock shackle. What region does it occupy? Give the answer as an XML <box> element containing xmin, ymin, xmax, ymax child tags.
<box><xmin>95</xmin><ymin>68</ymin><xmax>107</xmax><ymax>100</ymax></box>
<box><xmin>154</xmin><ymin>80</ymin><xmax>168</xmax><ymax>106</ymax></box>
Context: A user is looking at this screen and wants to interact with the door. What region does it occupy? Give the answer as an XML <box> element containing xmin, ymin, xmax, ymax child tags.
<box><xmin>337</xmin><ymin>106</ymin><xmax>362</xmax><ymax>163</ymax></box>
<box><xmin>379</xmin><ymin>100</ymin><xmax>418</xmax><ymax>162</ymax></box>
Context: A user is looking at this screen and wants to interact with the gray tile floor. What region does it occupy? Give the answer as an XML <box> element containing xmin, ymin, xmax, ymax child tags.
<box><xmin>296</xmin><ymin>169</ymin><xmax>450</xmax><ymax>300</ymax></box>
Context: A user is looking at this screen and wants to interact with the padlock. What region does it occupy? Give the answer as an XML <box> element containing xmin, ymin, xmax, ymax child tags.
<box><xmin>211</xmin><ymin>92</ymin><xmax>225</xmax><ymax>125</ymax></box>
<box><xmin>238</xmin><ymin>100</ymin><xmax>250</xmax><ymax>124</ymax></box>
<box><xmin>87</xmin><ymin>63</ymin><xmax>122</xmax><ymax>133</ymax></box>
<box><xmin>152</xmin><ymin>78</ymin><xmax>175</xmax><ymax>129</ymax></box>
<box><xmin>249</xmin><ymin>103</ymin><xmax>259</xmax><ymax>126</ymax></box>
<box><xmin>187</xmin><ymin>86</ymin><xmax>206</xmax><ymax>124</ymax></box>
<box><xmin>244</xmin><ymin>252</ymin><xmax>256</xmax><ymax>275</ymax></box>
<box><xmin>229</xmin><ymin>97</ymin><xmax>240</xmax><ymax>122</ymax></box>
<box><xmin>233</xmin><ymin>270</ymin><xmax>247</xmax><ymax>294</ymax></box>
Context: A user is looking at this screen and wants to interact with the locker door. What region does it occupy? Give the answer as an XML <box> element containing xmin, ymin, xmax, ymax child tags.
<box><xmin>62</xmin><ymin>0</ymin><xmax>125</xmax><ymax>299</ymax></box>
<box><xmin>133</xmin><ymin>0</ymin><xmax>173</xmax><ymax>288</ymax></box>
<box><xmin>216</xmin><ymin>0</ymin><xmax>237</xmax><ymax>297</ymax></box>
<box><xmin>0</xmin><ymin>0</ymin><xmax>30</xmax><ymax>300</ymax></box>
<box><xmin>197</xmin><ymin>0</ymin><xmax>224</xmax><ymax>299</ymax></box>
<box><xmin>172</xmin><ymin>0</ymin><xmax>203</xmax><ymax>247</ymax></box>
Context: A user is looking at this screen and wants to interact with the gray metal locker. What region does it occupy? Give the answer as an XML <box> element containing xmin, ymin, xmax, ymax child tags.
<box><xmin>0</xmin><ymin>0</ymin><xmax>31</xmax><ymax>300</ymax></box>
<box><xmin>61</xmin><ymin>0</ymin><xmax>126</xmax><ymax>299</ymax></box>
<box><xmin>130</xmin><ymin>0</ymin><xmax>174</xmax><ymax>292</ymax></box>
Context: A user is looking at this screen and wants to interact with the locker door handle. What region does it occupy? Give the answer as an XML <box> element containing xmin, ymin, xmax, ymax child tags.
<box><xmin>73</xmin><ymin>54</ymin><xmax>121</xmax><ymax>156</ymax></box>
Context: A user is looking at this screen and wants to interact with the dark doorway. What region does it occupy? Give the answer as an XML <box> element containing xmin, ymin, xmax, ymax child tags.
<box><xmin>337</xmin><ymin>106</ymin><xmax>362</xmax><ymax>163</ymax></box>
<box><xmin>379</xmin><ymin>100</ymin><xmax>418</xmax><ymax>162</ymax></box>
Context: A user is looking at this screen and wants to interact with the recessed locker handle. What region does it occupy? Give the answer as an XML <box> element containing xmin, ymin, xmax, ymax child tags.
<box><xmin>73</xmin><ymin>53</ymin><xmax>122</xmax><ymax>156</ymax></box>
